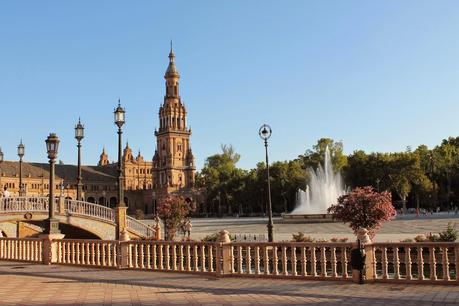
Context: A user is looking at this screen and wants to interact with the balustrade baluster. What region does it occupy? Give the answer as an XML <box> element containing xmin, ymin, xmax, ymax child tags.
<box><xmin>172</xmin><ymin>244</ymin><xmax>177</xmax><ymax>271</ymax></box>
<box><xmin>254</xmin><ymin>246</ymin><xmax>260</xmax><ymax>275</ymax></box>
<box><xmin>104</xmin><ymin>243</ymin><xmax>109</xmax><ymax>266</ymax></box>
<box><xmin>200</xmin><ymin>245</ymin><xmax>206</xmax><ymax>272</ymax></box>
<box><xmin>91</xmin><ymin>243</ymin><xmax>95</xmax><ymax>265</ymax></box>
<box><xmin>272</xmin><ymin>246</ymin><xmax>279</xmax><ymax>276</ymax></box>
<box><xmin>311</xmin><ymin>247</ymin><xmax>317</xmax><ymax>277</ymax></box>
<box><xmin>113</xmin><ymin>242</ymin><xmax>118</xmax><ymax>267</ymax></box>
<box><xmin>146</xmin><ymin>244</ymin><xmax>151</xmax><ymax>269</ymax></box>
<box><xmin>96</xmin><ymin>243</ymin><xmax>101</xmax><ymax>266</ymax></box>
<box><xmin>85</xmin><ymin>243</ymin><xmax>90</xmax><ymax>266</ymax></box>
<box><xmin>132</xmin><ymin>243</ymin><xmax>138</xmax><ymax>268</ymax></box>
<box><xmin>186</xmin><ymin>245</ymin><xmax>191</xmax><ymax>272</ymax></box>
<box><xmin>331</xmin><ymin>247</ymin><xmax>337</xmax><ymax>278</ymax></box>
<box><xmin>178</xmin><ymin>245</ymin><xmax>184</xmax><ymax>271</ymax></box>
<box><xmin>72</xmin><ymin>242</ymin><xmax>76</xmax><ymax>264</ymax></box>
<box><xmin>417</xmin><ymin>246</ymin><xmax>424</xmax><ymax>281</ymax></box>
<box><xmin>301</xmin><ymin>246</ymin><xmax>307</xmax><ymax>276</ymax></box>
<box><xmin>442</xmin><ymin>247</ymin><xmax>450</xmax><ymax>281</ymax></box>
<box><xmin>157</xmin><ymin>245</ymin><xmax>163</xmax><ymax>270</ymax></box>
<box><xmin>80</xmin><ymin>243</ymin><xmax>85</xmax><ymax>265</ymax></box>
<box><xmin>405</xmin><ymin>246</ymin><xmax>412</xmax><ymax>280</ymax></box>
<box><xmin>140</xmin><ymin>244</ymin><xmax>145</xmax><ymax>269</ymax></box>
<box><xmin>281</xmin><ymin>246</ymin><xmax>288</xmax><ymax>276</ymax></box>
<box><xmin>382</xmin><ymin>247</ymin><xmax>388</xmax><ymax>280</ymax></box>
<box><xmin>429</xmin><ymin>247</ymin><xmax>437</xmax><ymax>281</ymax></box>
<box><xmin>394</xmin><ymin>247</ymin><xmax>400</xmax><ymax>280</ymax></box>
<box><xmin>165</xmin><ymin>244</ymin><xmax>170</xmax><ymax>270</ymax></box>
<box><xmin>208</xmin><ymin>245</ymin><xmax>214</xmax><ymax>273</ymax></box>
<box><xmin>193</xmin><ymin>245</ymin><xmax>199</xmax><ymax>271</ymax></box>
<box><xmin>320</xmin><ymin>246</ymin><xmax>327</xmax><ymax>277</ymax></box>
<box><xmin>0</xmin><ymin>239</ymin><xmax>4</xmax><ymax>259</ymax></box>
<box><xmin>237</xmin><ymin>245</ymin><xmax>243</xmax><ymax>274</ymax></box>
<box><xmin>263</xmin><ymin>246</ymin><xmax>269</xmax><ymax>275</ymax></box>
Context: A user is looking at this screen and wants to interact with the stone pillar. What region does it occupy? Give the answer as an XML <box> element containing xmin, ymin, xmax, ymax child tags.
<box><xmin>218</xmin><ymin>230</ymin><xmax>232</xmax><ymax>275</ymax></box>
<box><xmin>119</xmin><ymin>230</ymin><xmax>131</xmax><ymax>269</ymax></box>
<box><xmin>58</xmin><ymin>196</ymin><xmax>66</xmax><ymax>215</ymax></box>
<box><xmin>16</xmin><ymin>222</ymin><xmax>26</xmax><ymax>238</ymax></box>
<box><xmin>40</xmin><ymin>233</ymin><xmax>65</xmax><ymax>265</ymax></box>
<box><xmin>116</xmin><ymin>206</ymin><xmax>128</xmax><ymax>240</ymax></box>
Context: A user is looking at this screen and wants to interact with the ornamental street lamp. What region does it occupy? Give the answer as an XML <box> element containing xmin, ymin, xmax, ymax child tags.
<box><xmin>17</xmin><ymin>140</ymin><xmax>25</xmax><ymax>196</ymax></box>
<box><xmin>45</xmin><ymin>133</ymin><xmax>61</xmax><ymax>234</ymax></box>
<box><xmin>75</xmin><ymin>118</ymin><xmax>84</xmax><ymax>201</ymax></box>
<box><xmin>114</xmin><ymin>100</ymin><xmax>126</xmax><ymax>208</ymax></box>
<box><xmin>259</xmin><ymin>124</ymin><xmax>274</xmax><ymax>242</ymax></box>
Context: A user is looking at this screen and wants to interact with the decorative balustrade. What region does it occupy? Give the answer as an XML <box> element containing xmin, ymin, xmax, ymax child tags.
<box><xmin>0</xmin><ymin>238</ymin><xmax>42</xmax><ymax>262</ymax></box>
<box><xmin>65</xmin><ymin>200</ymin><xmax>115</xmax><ymax>223</ymax></box>
<box><xmin>126</xmin><ymin>216</ymin><xmax>156</xmax><ymax>238</ymax></box>
<box><xmin>124</xmin><ymin>241</ymin><xmax>216</xmax><ymax>274</ymax></box>
<box><xmin>370</xmin><ymin>242</ymin><xmax>459</xmax><ymax>283</ymax></box>
<box><xmin>224</xmin><ymin>242</ymin><xmax>353</xmax><ymax>279</ymax></box>
<box><xmin>0</xmin><ymin>236</ymin><xmax>457</xmax><ymax>284</ymax></box>
<box><xmin>0</xmin><ymin>197</ymin><xmax>49</xmax><ymax>213</ymax></box>
<box><xmin>55</xmin><ymin>239</ymin><xmax>118</xmax><ymax>267</ymax></box>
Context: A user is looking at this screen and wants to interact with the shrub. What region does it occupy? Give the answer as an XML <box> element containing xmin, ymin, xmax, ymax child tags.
<box><xmin>291</xmin><ymin>232</ymin><xmax>315</xmax><ymax>242</ymax></box>
<box><xmin>157</xmin><ymin>195</ymin><xmax>195</xmax><ymax>241</ymax></box>
<box><xmin>438</xmin><ymin>222</ymin><xmax>457</xmax><ymax>242</ymax></box>
<box><xmin>201</xmin><ymin>232</ymin><xmax>236</xmax><ymax>242</ymax></box>
<box><xmin>414</xmin><ymin>234</ymin><xmax>427</xmax><ymax>242</ymax></box>
<box><xmin>426</xmin><ymin>233</ymin><xmax>440</xmax><ymax>242</ymax></box>
<box><xmin>327</xmin><ymin>186</ymin><xmax>396</xmax><ymax>239</ymax></box>
<box><xmin>400</xmin><ymin>238</ymin><xmax>414</xmax><ymax>242</ymax></box>
<box><xmin>330</xmin><ymin>237</ymin><xmax>349</xmax><ymax>243</ymax></box>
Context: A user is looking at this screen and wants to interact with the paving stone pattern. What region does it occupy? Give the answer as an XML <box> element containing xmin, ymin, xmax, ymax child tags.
<box><xmin>0</xmin><ymin>261</ymin><xmax>458</xmax><ymax>305</ymax></box>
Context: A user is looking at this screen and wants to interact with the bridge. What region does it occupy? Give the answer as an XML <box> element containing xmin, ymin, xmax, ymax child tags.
<box><xmin>0</xmin><ymin>197</ymin><xmax>156</xmax><ymax>240</ymax></box>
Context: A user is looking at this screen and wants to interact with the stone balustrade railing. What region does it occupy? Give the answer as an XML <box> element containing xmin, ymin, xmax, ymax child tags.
<box><xmin>126</xmin><ymin>216</ymin><xmax>156</xmax><ymax>238</ymax></box>
<box><xmin>55</xmin><ymin>239</ymin><xmax>118</xmax><ymax>267</ymax></box>
<box><xmin>0</xmin><ymin>237</ymin><xmax>42</xmax><ymax>262</ymax></box>
<box><xmin>65</xmin><ymin>199</ymin><xmax>115</xmax><ymax>223</ymax></box>
<box><xmin>0</xmin><ymin>236</ymin><xmax>457</xmax><ymax>284</ymax></box>
<box><xmin>369</xmin><ymin>242</ymin><xmax>459</xmax><ymax>283</ymax></box>
<box><xmin>125</xmin><ymin>241</ymin><xmax>216</xmax><ymax>274</ymax></box>
<box><xmin>0</xmin><ymin>197</ymin><xmax>51</xmax><ymax>212</ymax></box>
<box><xmin>223</xmin><ymin>242</ymin><xmax>353</xmax><ymax>279</ymax></box>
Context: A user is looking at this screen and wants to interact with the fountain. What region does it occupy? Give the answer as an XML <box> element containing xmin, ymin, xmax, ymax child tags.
<box><xmin>283</xmin><ymin>146</ymin><xmax>347</xmax><ymax>222</ymax></box>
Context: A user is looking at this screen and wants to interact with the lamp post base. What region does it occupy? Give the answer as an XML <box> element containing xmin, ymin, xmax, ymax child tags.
<box><xmin>45</xmin><ymin>218</ymin><xmax>61</xmax><ymax>235</ymax></box>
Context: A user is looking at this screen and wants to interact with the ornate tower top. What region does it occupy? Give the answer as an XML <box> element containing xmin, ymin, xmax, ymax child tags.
<box><xmin>98</xmin><ymin>147</ymin><xmax>109</xmax><ymax>166</ymax></box>
<box><xmin>165</xmin><ymin>41</ymin><xmax>180</xmax><ymax>79</ymax></box>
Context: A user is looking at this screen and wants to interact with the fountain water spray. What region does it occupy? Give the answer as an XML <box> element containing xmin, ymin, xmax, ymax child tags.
<box><xmin>291</xmin><ymin>146</ymin><xmax>347</xmax><ymax>215</ymax></box>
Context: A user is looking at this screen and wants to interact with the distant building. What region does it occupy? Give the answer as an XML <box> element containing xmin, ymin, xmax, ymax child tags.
<box><xmin>0</xmin><ymin>47</ymin><xmax>196</xmax><ymax>215</ymax></box>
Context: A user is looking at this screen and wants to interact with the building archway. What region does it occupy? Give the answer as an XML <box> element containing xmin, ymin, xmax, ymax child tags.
<box><xmin>109</xmin><ymin>197</ymin><xmax>117</xmax><ymax>208</ymax></box>
<box><xmin>99</xmin><ymin>197</ymin><xmax>106</xmax><ymax>206</ymax></box>
<box><xmin>87</xmin><ymin>197</ymin><xmax>95</xmax><ymax>203</ymax></box>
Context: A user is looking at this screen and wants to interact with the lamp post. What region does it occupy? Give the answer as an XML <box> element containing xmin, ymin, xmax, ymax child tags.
<box><xmin>45</xmin><ymin>133</ymin><xmax>61</xmax><ymax>234</ymax></box>
<box><xmin>114</xmin><ymin>100</ymin><xmax>126</xmax><ymax>208</ymax></box>
<box><xmin>0</xmin><ymin>147</ymin><xmax>3</xmax><ymax>190</ymax></box>
<box><xmin>75</xmin><ymin>118</ymin><xmax>84</xmax><ymax>201</ymax></box>
<box><xmin>17</xmin><ymin>140</ymin><xmax>25</xmax><ymax>196</ymax></box>
<box><xmin>259</xmin><ymin>124</ymin><xmax>273</xmax><ymax>242</ymax></box>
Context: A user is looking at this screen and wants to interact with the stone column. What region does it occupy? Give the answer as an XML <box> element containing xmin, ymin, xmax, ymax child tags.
<box><xmin>58</xmin><ymin>196</ymin><xmax>65</xmax><ymax>215</ymax></box>
<box><xmin>40</xmin><ymin>233</ymin><xmax>65</xmax><ymax>265</ymax></box>
<box><xmin>119</xmin><ymin>230</ymin><xmax>131</xmax><ymax>269</ymax></box>
<box><xmin>218</xmin><ymin>230</ymin><xmax>232</xmax><ymax>275</ymax></box>
<box><xmin>115</xmin><ymin>206</ymin><xmax>128</xmax><ymax>240</ymax></box>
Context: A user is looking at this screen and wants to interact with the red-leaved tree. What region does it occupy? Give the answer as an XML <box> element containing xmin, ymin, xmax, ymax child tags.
<box><xmin>157</xmin><ymin>195</ymin><xmax>195</xmax><ymax>240</ymax></box>
<box><xmin>327</xmin><ymin>186</ymin><xmax>396</xmax><ymax>239</ymax></box>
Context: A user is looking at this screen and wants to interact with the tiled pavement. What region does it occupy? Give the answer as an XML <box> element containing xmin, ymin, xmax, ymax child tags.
<box><xmin>0</xmin><ymin>261</ymin><xmax>458</xmax><ymax>305</ymax></box>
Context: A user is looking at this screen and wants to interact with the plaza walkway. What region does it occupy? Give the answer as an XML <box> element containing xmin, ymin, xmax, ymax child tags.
<box><xmin>0</xmin><ymin>261</ymin><xmax>458</xmax><ymax>305</ymax></box>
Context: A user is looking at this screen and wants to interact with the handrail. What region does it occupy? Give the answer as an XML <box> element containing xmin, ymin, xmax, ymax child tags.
<box><xmin>126</xmin><ymin>215</ymin><xmax>156</xmax><ymax>238</ymax></box>
<box><xmin>65</xmin><ymin>199</ymin><xmax>115</xmax><ymax>223</ymax></box>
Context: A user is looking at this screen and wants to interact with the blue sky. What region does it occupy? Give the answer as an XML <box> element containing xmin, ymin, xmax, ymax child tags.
<box><xmin>1</xmin><ymin>1</ymin><xmax>459</xmax><ymax>170</ymax></box>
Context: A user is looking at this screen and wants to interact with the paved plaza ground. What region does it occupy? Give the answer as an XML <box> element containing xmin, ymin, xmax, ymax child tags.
<box><xmin>0</xmin><ymin>261</ymin><xmax>458</xmax><ymax>305</ymax></box>
<box><xmin>144</xmin><ymin>213</ymin><xmax>459</xmax><ymax>242</ymax></box>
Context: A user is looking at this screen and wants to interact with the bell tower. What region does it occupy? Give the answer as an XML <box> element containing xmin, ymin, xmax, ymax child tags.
<box><xmin>153</xmin><ymin>44</ymin><xmax>195</xmax><ymax>195</ymax></box>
